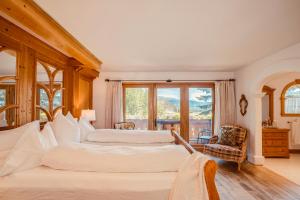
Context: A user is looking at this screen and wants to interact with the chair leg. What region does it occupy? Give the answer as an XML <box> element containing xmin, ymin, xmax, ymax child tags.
<box><xmin>237</xmin><ymin>162</ymin><xmax>241</xmax><ymax>171</ymax></box>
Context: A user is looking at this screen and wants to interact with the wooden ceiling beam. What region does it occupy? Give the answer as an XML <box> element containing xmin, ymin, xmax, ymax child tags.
<box><xmin>0</xmin><ymin>0</ymin><xmax>102</xmax><ymax>72</ymax></box>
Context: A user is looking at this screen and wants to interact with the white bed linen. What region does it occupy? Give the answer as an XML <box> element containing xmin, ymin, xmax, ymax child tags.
<box><xmin>0</xmin><ymin>166</ymin><xmax>176</xmax><ymax>200</ymax></box>
<box><xmin>86</xmin><ymin>129</ymin><xmax>175</xmax><ymax>144</ymax></box>
<box><xmin>42</xmin><ymin>143</ymin><xmax>189</xmax><ymax>173</ymax></box>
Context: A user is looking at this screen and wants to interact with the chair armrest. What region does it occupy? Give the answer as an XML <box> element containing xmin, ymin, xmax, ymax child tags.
<box><xmin>209</xmin><ymin>135</ymin><xmax>218</xmax><ymax>144</ymax></box>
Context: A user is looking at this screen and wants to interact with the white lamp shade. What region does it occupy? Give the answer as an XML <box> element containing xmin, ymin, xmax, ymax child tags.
<box><xmin>81</xmin><ymin>109</ymin><xmax>96</xmax><ymax>121</ymax></box>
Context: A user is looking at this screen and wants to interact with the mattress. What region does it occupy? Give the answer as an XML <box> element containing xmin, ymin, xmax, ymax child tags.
<box><xmin>0</xmin><ymin>166</ymin><xmax>177</xmax><ymax>200</ymax></box>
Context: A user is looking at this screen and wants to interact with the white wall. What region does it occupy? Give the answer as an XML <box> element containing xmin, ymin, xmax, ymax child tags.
<box><xmin>263</xmin><ymin>72</ymin><xmax>300</xmax><ymax>149</ymax></box>
<box><xmin>93</xmin><ymin>71</ymin><xmax>234</xmax><ymax>128</ymax></box>
<box><xmin>235</xmin><ymin>42</ymin><xmax>300</xmax><ymax>165</ymax></box>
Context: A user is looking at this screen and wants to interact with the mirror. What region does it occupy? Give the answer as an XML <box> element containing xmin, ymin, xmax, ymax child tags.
<box><xmin>262</xmin><ymin>85</ymin><xmax>275</xmax><ymax>127</ymax></box>
<box><xmin>239</xmin><ymin>94</ymin><xmax>248</xmax><ymax>116</ymax></box>
<box><xmin>0</xmin><ymin>47</ymin><xmax>18</xmax><ymax>129</ymax></box>
<box><xmin>36</xmin><ymin>60</ymin><xmax>63</xmax><ymax>122</ymax></box>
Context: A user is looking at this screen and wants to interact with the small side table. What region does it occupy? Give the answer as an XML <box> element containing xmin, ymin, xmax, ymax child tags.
<box><xmin>199</xmin><ymin>135</ymin><xmax>213</xmax><ymax>144</ymax></box>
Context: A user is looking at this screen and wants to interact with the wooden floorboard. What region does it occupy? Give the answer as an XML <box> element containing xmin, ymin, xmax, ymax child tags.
<box><xmin>214</xmin><ymin>159</ymin><xmax>300</xmax><ymax>200</ymax></box>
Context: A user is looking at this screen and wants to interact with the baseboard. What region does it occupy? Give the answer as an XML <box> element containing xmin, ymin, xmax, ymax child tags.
<box><xmin>247</xmin><ymin>154</ymin><xmax>265</xmax><ymax>165</ymax></box>
<box><xmin>289</xmin><ymin>149</ymin><xmax>300</xmax><ymax>153</ymax></box>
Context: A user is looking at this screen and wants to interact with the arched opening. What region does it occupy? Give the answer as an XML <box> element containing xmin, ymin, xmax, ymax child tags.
<box><xmin>249</xmin><ymin>68</ymin><xmax>300</xmax><ymax>183</ymax></box>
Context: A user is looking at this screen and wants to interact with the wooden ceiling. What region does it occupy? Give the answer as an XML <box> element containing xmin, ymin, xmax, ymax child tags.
<box><xmin>0</xmin><ymin>0</ymin><xmax>102</xmax><ymax>72</ymax></box>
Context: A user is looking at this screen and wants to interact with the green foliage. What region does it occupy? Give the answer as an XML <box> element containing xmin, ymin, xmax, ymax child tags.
<box><xmin>125</xmin><ymin>88</ymin><xmax>148</xmax><ymax>119</ymax></box>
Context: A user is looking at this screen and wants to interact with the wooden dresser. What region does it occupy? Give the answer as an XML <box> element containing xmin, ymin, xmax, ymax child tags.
<box><xmin>262</xmin><ymin>128</ymin><xmax>290</xmax><ymax>158</ymax></box>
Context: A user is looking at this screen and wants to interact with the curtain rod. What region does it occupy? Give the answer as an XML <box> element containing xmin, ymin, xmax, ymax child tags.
<box><xmin>105</xmin><ymin>79</ymin><xmax>235</xmax><ymax>82</ymax></box>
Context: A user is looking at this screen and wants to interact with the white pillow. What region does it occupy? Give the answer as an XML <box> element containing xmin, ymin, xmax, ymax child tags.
<box><xmin>0</xmin><ymin>122</ymin><xmax>45</xmax><ymax>176</ymax></box>
<box><xmin>52</xmin><ymin>113</ymin><xmax>80</xmax><ymax>144</ymax></box>
<box><xmin>79</xmin><ymin>118</ymin><xmax>95</xmax><ymax>142</ymax></box>
<box><xmin>0</xmin><ymin>121</ymin><xmax>40</xmax><ymax>151</ymax></box>
<box><xmin>41</xmin><ymin>122</ymin><xmax>58</xmax><ymax>150</ymax></box>
<box><xmin>66</xmin><ymin>112</ymin><xmax>78</xmax><ymax>125</ymax></box>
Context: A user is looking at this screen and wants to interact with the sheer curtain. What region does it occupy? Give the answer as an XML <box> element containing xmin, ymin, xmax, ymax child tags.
<box><xmin>214</xmin><ymin>81</ymin><xmax>237</xmax><ymax>135</ymax></box>
<box><xmin>286</xmin><ymin>98</ymin><xmax>300</xmax><ymax>113</ymax></box>
<box><xmin>105</xmin><ymin>81</ymin><xmax>123</xmax><ymax>128</ymax></box>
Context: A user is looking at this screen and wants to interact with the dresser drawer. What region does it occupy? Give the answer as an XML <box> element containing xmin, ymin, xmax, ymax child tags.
<box><xmin>262</xmin><ymin>128</ymin><xmax>290</xmax><ymax>158</ymax></box>
<box><xmin>263</xmin><ymin>139</ymin><xmax>288</xmax><ymax>147</ymax></box>
<box><xmin>263</xmin><ymin>132</ymin><xmax>287</xmax><ymax>139</ymax></box>
<box><xmin>263</xmin><ymin>147</ymin><xmax>289</xmax><ymax>157</ymax></box>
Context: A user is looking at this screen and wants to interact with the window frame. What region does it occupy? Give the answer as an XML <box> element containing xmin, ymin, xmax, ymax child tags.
<box><xmin>280</xmin><ymin>79</ymin><xmax>300</xmax><ymax>117</ymax></box>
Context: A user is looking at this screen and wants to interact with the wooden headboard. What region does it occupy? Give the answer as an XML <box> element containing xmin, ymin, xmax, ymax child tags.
<box><xmin>0</xmin><ymin>1</ymin><xmax>102</xmax><ymax>128</ymax></box>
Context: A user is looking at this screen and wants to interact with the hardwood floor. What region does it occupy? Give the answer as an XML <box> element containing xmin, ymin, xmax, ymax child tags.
<box><xmin>215</xmin><ymin>159</ymin><xmax>300</xmax><ymax>200</ymax></box>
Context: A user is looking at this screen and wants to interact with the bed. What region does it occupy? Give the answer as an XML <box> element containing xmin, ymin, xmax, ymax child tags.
<box><xmin>0</xmin><ymin>120</ymin><xmax>220</xmax><ymax>200</ymax></box>
<box><xmin>0</xmin><ymin>131</ymin><xmax>219</xmax><ymax>200</ymax></box>
<box><xmin>83</xmin><ymin>129</ymin><xmax>176</xmax><ymax>146</ymax></box>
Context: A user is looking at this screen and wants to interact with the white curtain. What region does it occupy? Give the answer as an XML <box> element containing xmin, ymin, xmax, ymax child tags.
<box><xmin>214</xmin><ymin>81</ymin><xmax>236</xmax><ymax>135</ymax></box>
<box><xmin>285</xmin><ymin>97</ymin><xmax>300</xmax><ymax>114</ymax></box>
<box><xmin>105</xmin><ymin>81</ymin><xmax>123</xmax><ymax>129</ymax></box>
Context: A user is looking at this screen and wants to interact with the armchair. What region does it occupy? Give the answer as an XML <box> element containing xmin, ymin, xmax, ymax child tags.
<box><xmin>114</xmin><ymin>122</ymin><xmax>135</xmax><ymax>130</ymax></box>
<box><xmin>203</xmin><ymin>125</ymin><xmax>248</xmax><ymax>170</ymax></box>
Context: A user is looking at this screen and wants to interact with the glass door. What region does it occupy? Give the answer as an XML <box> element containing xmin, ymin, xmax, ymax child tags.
<box><xmin>155</xmin><ymin>87</ymin><xmax>181</xmax><ymax>133</ymax></box>
<box><xmin>188</xmin><ymin>87</ymin><xmax>214</xmax><ymax>144</ymax></box>
<box><xmin>124</xmin><ymin>86</ymin><xmax>150</xmax><ymax>130</ymax></box>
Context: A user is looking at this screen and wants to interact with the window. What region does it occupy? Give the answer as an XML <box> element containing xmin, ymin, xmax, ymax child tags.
<box><xmin>281</xmin><ymin>80</ymin><xmax>300</xmax><ymax>116</ymax></box>
<box><xmin>123</xmin><ymin>83</ymin><xmax>215</xmax><ymax>143</ymax></box>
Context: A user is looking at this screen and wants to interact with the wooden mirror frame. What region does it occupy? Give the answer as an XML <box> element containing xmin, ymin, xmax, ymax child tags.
<box><xmin>262</xmin><ymin>85</ymin><xmax>275</xmax><ymax>122</ymax></box>
<box><xmin>35</xmin><ymin>60</ymin><xmax>64</xmax><ymax>122</ymax></box>
<box><xmin>0</xmin><ymin>46</ymin><xmax>19</xmax><ymax>130</ymax></box>
<box><xmin>239</xmin><ymin>94</ymin><xmax>248</xmax><ymax>116</ymax></box>
<box><xmin>280</xmin><ymin>79</ymin><xmax>300</xmax><ymax>117</ymax></box>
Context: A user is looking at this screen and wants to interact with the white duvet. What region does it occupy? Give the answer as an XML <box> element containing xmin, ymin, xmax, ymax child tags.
<box><xmin>42</xmin><ymin>143</ymin><xmax>189</xmax><ymax>173</ymax></box>
<box><xmin>41</xmin><ymin>143</ymin><xmax>209</xmax><ymax>200</ymax></box>
<box><xmin>86</xmin><ymin>129</ymin><xmax>175</xmax><ymax>144</ymax></box>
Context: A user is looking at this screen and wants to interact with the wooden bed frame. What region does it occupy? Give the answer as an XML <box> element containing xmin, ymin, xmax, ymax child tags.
<box><xmin>171</xmin><ymin>130</ymin><xmax>220</xmax><ymax>200</ymax></box>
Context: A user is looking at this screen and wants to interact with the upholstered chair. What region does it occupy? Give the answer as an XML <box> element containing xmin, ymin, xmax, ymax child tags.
<box><xmin>114</xmin><ymin>122</ymin><xmax>135</xmax><ymax>130</ymax></box>
<box><xmin>203</xmin><ymin>125</ymin><xmax>248</xmax><ymax>170</ymax></box>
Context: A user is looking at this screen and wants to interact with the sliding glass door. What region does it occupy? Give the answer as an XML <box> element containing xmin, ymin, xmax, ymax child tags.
<box><xmin>188</xmin><ymin>87</ymin><xmax>214</xmax><ymax>144</ymax></box>
<box><xmin>123</xmin><ymin>85</ymin><xmax>151</xmax><ymax>130</ymax></box>
<box><xmin>123</xmin><ymin>83</ymin><xmax>214</xmax><ymax>143</ymax></box>
<box><xmin>156</xmin><ymin>87</ymin><xmax>181</xmax><ymax>133</ymax></box>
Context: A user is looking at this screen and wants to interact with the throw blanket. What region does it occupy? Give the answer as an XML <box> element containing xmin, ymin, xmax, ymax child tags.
<box><xmin>169</xmin><ymin>152</ymin><xmax>209</xmax><ymax>200</ymax></box>
<box><xmin>87</xmin><ymin>129</ymin><xmax>175</xmax><ymax>144</ymax></box>
<box><xmin>41</xmin><ymin>143</ymin><xmax>189</xmax><ymax>173</ymax></box>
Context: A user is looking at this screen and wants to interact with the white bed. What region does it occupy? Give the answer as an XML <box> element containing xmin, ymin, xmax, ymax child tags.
<box><xmin>83</xmin><ymin>129</ymin><xmax>175</xmax><ymax>146</ymax></box>
<box><xmin>0</xmin><ymin>115</ymin><xmax>219</xmax><ymax>200</ymax></box>
<box><xmin>0</xmin><ymin>166</ymin><xmax>175</xmax><ymax>200</ymax></box>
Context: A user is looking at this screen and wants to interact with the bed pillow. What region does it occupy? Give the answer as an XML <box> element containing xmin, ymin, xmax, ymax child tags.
<box><xmin>41</xmin><ymin>122</ymin><xmax>58</xmax><ymax>150</ymax></box>
<box><xmin>0</xmin><ymin>121</ymin><xmax>40</xmax><ymax>151</ymax></box>
<box><xmin>0</xmin><ymin>122</ymin><xmax>45</xmax><ymax>176</ymax></box>
<box><xmin>79</xmin><ymin>118</ymin><xmax>95</xmax><ymax>142</ymax></box>
<box><xmin>66</xmin><ymin>112</ymin><xmax>78</xmax><ymax>125</ymax></box>
<box><xmin>52</xmin><ymin>113</ymin><xmax>80</xmax><ymax>144</ymax></box>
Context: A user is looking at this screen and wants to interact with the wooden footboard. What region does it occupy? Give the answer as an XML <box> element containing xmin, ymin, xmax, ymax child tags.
<box><xmin>171</xmin><ymin>130</ymin><xmax>220</xmax><ymax>200</ymax></box>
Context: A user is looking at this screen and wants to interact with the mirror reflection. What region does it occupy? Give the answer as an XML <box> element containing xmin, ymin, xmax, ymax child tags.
<box><xmin>36</xmin><ymin>60</ymin><xmax>63</xmax><ymax>122</ymax></box>
<box><xmin>0</xmin><ymin>47</ymin><xmax>17</xmax><ymax>128</ymax></box>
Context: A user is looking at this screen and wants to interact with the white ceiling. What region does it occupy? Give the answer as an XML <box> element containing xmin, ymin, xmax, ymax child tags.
<box><xmin>35</xmin><ymin>0</ymin><xmax>300</xmax><ymax>72</ymax></box>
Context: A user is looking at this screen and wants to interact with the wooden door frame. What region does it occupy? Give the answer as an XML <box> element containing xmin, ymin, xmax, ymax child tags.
<box><xmin>122</xmin><ymin>82</ymin><xmax>215</xmax><ymax>141</ymax></box>
<box><xmin>262</xmin><ymin>85</ymin><xmax>275</xmax><ymax>122</ymax></box>
<box><xmin>122</xmin><ymin>83</ymin><xmax>155</xmax><ymax>130</ymax></box>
